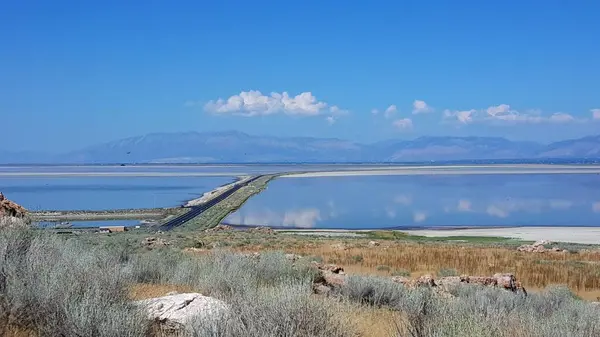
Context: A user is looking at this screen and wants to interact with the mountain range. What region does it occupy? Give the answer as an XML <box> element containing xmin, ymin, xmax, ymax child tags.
<box><xmin>2</xmin><ymin>131</ymin><xmax>600</xmax><ymax>164</ymax></box>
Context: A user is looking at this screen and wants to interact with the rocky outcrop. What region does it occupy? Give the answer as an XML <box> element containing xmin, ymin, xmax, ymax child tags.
<box><xmin>137</xmin><ymin>293</ymin><xmax>229</xmax><ymax>332</ymax></box>
<box><xmin>0</xmin><ymin>193</ymin><xmax>28</xmax><ymax>229</ymax></box>
<box><xmin>0</xmin><ymin>193</ymin><xmax>27</xmax><ymax>218</ymax></box>
<box><xmin>517</xmin><ymin>240</ymin><xmax>568</xmax><ymax>253</ymax></box>
<box><xmin>312</xmin><ymin>263</ymin><xmax>346</xmax><ymax>294</ymax></box>
<box><xmin>392</xmin><ymin>273</ymin><xmax>526</xmax><ymax>294</ymax></box>
<box><xmin>142</xmin><ymin>237</ymin><xmax>171</xmax><ymax>248</ymax></box>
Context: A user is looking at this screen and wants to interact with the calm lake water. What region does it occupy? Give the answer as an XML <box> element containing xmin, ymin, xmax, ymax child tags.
<box><xmin>0</xmin><ymin>175</ymin><xmax>235</xmax><ymax>210</ymax></box>
<box><xmin>226</xmin><ymin>174</ymin><xmax>600</xmax><ymax>229</ymax></box>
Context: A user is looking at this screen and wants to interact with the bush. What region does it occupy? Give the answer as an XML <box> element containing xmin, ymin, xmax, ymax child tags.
<box><xmin>0</xmin><ymin>229</ymin><xmax>149</xmax><ymax>337</ymax></box>
<box><xmin>191</xmin><ymin>281</ymin><xmax>352</xmax><ymax>337</ymax></box>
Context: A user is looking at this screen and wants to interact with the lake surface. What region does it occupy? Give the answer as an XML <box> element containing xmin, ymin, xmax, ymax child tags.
<box><xmin>0</xmin><ymin>175</ymin><xmax>235</xmax><ymax>210</ymax></box>
<box><xmin>225</xmin><ymin>174</ymin><xmax>600</xmax><ymax>229</ymax></box>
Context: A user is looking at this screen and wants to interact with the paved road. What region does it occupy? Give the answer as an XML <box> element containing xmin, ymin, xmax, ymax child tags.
<box><xmin>158</xmin><ymin>175</ymin><xmax>262</xmax><ymax>231</ymax></box>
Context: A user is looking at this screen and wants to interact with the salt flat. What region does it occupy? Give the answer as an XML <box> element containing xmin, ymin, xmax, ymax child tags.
<box><xmin>405</xmin><ymin>227</ymin><xmax>600</xmax><ymax>245</ymax></box>
<box><xmin>282</xmin><ymin>165</ymin><xmax>600</xmax><ymax>178</ymax></box>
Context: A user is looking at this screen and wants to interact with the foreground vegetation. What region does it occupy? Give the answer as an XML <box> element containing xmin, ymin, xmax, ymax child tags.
<box><xmin>2</xmin><ymin>223</ymin><xmax>600</xmax><ymax>336</ymax></box>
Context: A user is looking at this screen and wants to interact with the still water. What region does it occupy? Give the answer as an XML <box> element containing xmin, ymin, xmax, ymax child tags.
<box><xmin>226</xmin><ymin>174</ymin><xmax>600</xmax><ymax>229</ymax></box>
<box><xmin>0</xmin><ymin>175</ymin><xmax>235</xmax><ymax>210</ymax></box>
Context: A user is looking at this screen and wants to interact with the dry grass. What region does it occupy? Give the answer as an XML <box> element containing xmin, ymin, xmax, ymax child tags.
<box><xmin>129</xmin><ymin>283</ymin><xmax>196</xmax><ymax>301</ymax></box>
<box><xmin>220</xmin><ymin>237</ymin><xmax>600</xmax><ymax>300</ymax></box>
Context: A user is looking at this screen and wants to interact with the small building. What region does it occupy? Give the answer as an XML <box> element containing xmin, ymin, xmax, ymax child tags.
<box><xmin>98</xmin><ymin>226</ymin><xmax>127</xmax><ymax>233</ymax></box>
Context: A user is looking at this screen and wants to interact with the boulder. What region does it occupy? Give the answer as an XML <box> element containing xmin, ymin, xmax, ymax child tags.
<box><xmin>517</xmin><ymin>240</ymin><xmax>567</xmax><ymax>253</ymax></box>
<box><xmin>391</xmin><ymin>276</ymin><xmax>411</xmax><ymax>286</ymax></box>
<box><xmin>137</xmin><ymin>293</ymin><xmax>229</xmax><ymax>331</ymax></box>
<box><xmin>142</xmin><ymin>237</ymin><xmax>170</xmax><ymax>248</ymax></box>
<box><xmin>416</xmin><ymin>274</ymin><xmax>437</xmax><ymax>287</ymax></box>
<box><xmin>0</xmin><ymin>193</ymin><xmax>27</xmax><ymax>218</ymax></box>
<box><xmin>467</xmin><ymin>276</ymin><xmax>498</xmax><ymax>287</ymax></box>
<box><xmin>312</xmin><ymin>262</ymin><xmax>345</xmax><ymax>274</ymax></box>
<box><xmin>493</xmin><ymin>273</ymin><xmax>517</xmax><ymax>291</ymax></box>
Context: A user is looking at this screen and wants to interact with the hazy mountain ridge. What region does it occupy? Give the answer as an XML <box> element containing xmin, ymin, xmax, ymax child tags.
<box><xmin>2</xmin><ymin>131</ymin><xmax>600</xmax><ymax>164</ymax></box>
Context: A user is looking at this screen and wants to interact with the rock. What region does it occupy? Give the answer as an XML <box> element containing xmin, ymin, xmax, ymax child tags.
<box><xmin>311</xmin><ymin>262</ymin><xmax>347</xmax><ymax>294</ymax></box>
<box><xmin>391</xmin><ymin>276</ymin><xmax>411</xmax><ymax>285</ymax></box>
<box><xmin>137</xmin><ymin>293</ymin><xmax>229</xmax><ymax>331</ymax></box>
<box><xmin>205</xmin><ymin>224</ymin><xmax>234</xmax><ymax>232</ymax></box>
<box><xmin>467</xmin><ymin>276</ymin><xmax>498</xmax><ymax>287</ymax></box>
<box><xmin>0</xmin><ymin>193</ymin><xmax>27</xmax><ymax>218</ymax></box>
<box><xmin>416</xmin><ymin>274</ymin><xmax>437</xmax><ymax>287</ymax></box>
<box><xmin>321</xmin><ymin>270</ymin><xmax>346</xmax><ymax>287</ymax></box>
<box><xmin>533</xmin><ymin>239</ymin><xmax>552</xmax><ymax>246</ymax></box>
<box><xmin>493</xmin><ymin>273</ymin><xmax>517</xmax><ymax>291</ymax></box>
<box><xmin>517</xmin><ymin>240</ymin><xmax>566</xmax><ymax>253</ymax></box>
<box><xmin>368</xmin><ymin>241</ymin><xmax>380</xmax><ymax>247</ymax></box>
<box><xmin>437</xmin><ymin>275</ymin><xmax>468</xmax><ymax>287</ymax></box>
<box><xmin>248</xmin><ymin>226</ymin><xmax>275</xmax><ymax>234</ymax></box>
<box><xmin>142</xmin><ymin>237</ymin><xmax>170</xmax><ymax>248</ymax></box>
<box><xmin>312</xmin><ymin>262</ymin><xmax>345</xmax><ymax>274</ymax></box>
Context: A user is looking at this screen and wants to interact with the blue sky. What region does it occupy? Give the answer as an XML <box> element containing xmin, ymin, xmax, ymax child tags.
<box><xmin>2</xmin><ymin>1</ymin><xmax>599</xmax><ymax>152</ymax></box>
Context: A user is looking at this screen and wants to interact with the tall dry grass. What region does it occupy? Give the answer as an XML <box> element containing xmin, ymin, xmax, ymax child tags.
<box><xmin>235</xmin><ymin>240</ymin><xmax>600</xmax><ymax>296</ymax></box>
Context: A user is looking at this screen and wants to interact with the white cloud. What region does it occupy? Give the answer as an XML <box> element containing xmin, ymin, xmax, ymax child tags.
<box><xmin>228</xmin><ymin>208</ymin><xmax>323</xmax><ymax>228</ymax></box>
<box><xmin>591</xmin><ymin>109</ymin><xmax>600</xmax><ymax>120</ymax></box>
<box><xmin>326</xmin><ymin>116</ymin><xmax>336</xmax><ymax>125</ymax></box>
<box><xmin>444</xmin><ymin>109</ymin><xmax>476</xmax><ymax>124</ymax></box>
<box><xmin>384</xmin><ymin>105</ymin><xmax>397</xmax><ymax>119</ymax></box>
<box><xmin>393</xmin><ymin>118</ymin><xmax>413</xmax><ymax>129</ymax></box>
<box><xmin>548</xmin><ymin>112</ymin><xmax>575</xmax><ymax>123</ymax></box>
<box><xmin>444</xmin><ymin>104</ymin><xmax>579</xmax><ymax>125</ymax></box>
<box><xmin>593</xmin><ymin>202</ymin><xmax>600</xmax><ymax>213</ymax></box>
<box><xmin>486</xmin><ymin>199</ymin><xmax>545</xmax><ymax>218</ymax></box>
<box><xmin>412</xmin><ymin>100</ymin><xmax>433</xmax><ymax>114</ymax></box>
<box><xmin>202</xmin><ymin>90</ymin><xmax>343</xmax><ymax>117</ymax></box>
<box><xmin>413</xmin><ymin>211</ymin><xmax>427</xmax><ymax>223</ymax></box>
<box><xmin>486</xmin><ymin>104</ymin><xmax>512</xmax><ymax>117</ymax></box>
<box><xmin>371</xmin><ymin>108</ymin><xmax>379</xmax><ymax>115</ymax></box>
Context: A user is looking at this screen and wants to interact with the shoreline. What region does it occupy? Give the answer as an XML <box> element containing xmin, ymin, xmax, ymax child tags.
<box><xmin>283</xmin><ymin>167</ymin><xmax>600</xmax><ymax>178</ymax></box>
<box><xmin>273</xmin><ymin>226</ymin><xmax>600</xmax><ymax>245</ymax></box>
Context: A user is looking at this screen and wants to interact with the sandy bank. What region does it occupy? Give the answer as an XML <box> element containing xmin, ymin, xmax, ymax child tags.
<box><xmin>405</xmin><ymin>227</ymin><xmax>600</xmax><ymax>245</ymax></box>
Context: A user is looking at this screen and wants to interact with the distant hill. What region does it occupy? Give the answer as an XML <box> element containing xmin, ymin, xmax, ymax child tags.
<box><xmin>1</xmin><ymin>131</ymin><xmax>600</xmax><ymax>164</ymax></box>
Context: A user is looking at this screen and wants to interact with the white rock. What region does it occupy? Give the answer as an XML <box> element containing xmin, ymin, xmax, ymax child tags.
<box><xmin>136</xmin><ymin>293</ymin><xmax>229</xmax><ymax>329</ymax></box>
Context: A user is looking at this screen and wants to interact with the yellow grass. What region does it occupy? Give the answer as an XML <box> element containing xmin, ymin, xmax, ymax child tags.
<box><xmin>129</xmin><ymin>283</ymin><xmax>196</xmax><ymax>301</ymax></box>
<box><xmin>227</xmin><ymin>239</ymin><xmax>600</xmax><ymax>300</ymax></box>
